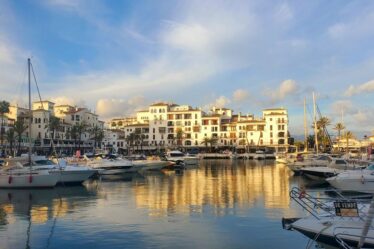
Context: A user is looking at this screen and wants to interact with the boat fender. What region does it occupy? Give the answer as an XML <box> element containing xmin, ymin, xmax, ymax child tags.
<box><xmin>299</xmin><ymin>189</ymin><xmax>306</xmax><ymax>199</ymax></box>
<box><xmin>361</xmin><ymin>175</ymin><xmax>365</xmax><ymax>184</ymax></box>
<box><xmin>29</xmin><ymin>174</ymin><xmax>33</xmax><ymax>183</ymax></box>
<box><xmin>8</xmin><ymin>176</ymin><xmax>12</xmax><ymax>184</ymax></box>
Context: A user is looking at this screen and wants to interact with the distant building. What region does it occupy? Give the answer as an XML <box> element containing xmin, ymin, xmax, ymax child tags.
<box><xmin>3</xmin><ymin>100</ymin><xmax>104</xmax><ymax>155</ymax></box>
<box><xmin>107</xmin><ymin>102</ymin><xmax>290</xmax><ymax>153</ymax></box>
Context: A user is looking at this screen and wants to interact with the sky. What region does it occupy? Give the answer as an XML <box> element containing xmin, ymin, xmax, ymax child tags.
<box><xmin>0</xmin><ymin>0</ymin><xmax>374</xmax><ymax>138</ymax></box>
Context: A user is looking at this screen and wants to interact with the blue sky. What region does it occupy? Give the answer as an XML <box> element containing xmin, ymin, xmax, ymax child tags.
<box><xmin>0</xmin><ymin>0</ymin><xmax>373</xmax><ymax>137</ymax></box>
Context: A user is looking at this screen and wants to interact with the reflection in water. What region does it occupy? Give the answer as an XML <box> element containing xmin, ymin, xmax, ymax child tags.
<box><xmin>0</xmin><ymin>160</ymin><xmax>309</xmax><ymax>249</ymax></box>
<box><xmin>133</xmin><ymin>160</ymin><xmax>297</xmax><ymax>218</ymax></box>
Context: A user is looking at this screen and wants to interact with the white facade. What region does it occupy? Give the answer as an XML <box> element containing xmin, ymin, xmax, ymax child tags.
<box><xmin>108</xmin><ymin>102</ymin><xmax>290</xmax><ymax>152</ymax></box>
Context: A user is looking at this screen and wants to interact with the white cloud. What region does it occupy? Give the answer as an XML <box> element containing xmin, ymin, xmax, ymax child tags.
<box><xmin>344</xmin><ymin>80</ymin><xmax>374</xmax><ymax>96</ymax></box>
<box><xmin>204</xmin><ymin>96</ymin><xmax>231</xmax><ymax>111</ymax></box>
<box><xmin>95</xmin><ymin>96</ymin><xmax>147</xmax><ymax>120</ymax></box>
<box><xmin>233</xmin><ymin>89</ymin><xmax>249</xmax><ymax>102</ymax></box>
<box><xmin>330</xmin><ymin>100</ymin><xmax>356</xmax><ymax>115</ymax></box>
<box><xmin>327</xmin><ymin>11</ymin><xmax>374</xmax><ymax>40</ymax></box>
<box><xmin>274</xmin><ymin>3</ymin><xmax>293</xmax><ymax>23</ymax></box>
<box><xmin>264</xmin><ymin>79</ymin><xmax>299</xmax><ymax>104</ymax></box>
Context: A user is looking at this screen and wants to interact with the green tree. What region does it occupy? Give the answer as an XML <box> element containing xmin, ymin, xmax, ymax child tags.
<box><xmin>201</xmin><ymin>137</ymin><xmax>210</xmax><ymax>152</ymax></box>
<box><xmin>209</xmin><ymin>137</ymin><xmax>218</xmax><ymax>152</ymax></box>
<box><xmin>333</xmin><ymin>122</ymin><xmax>345</xmax><ymax>139</ymax></box>
<box><xmin>5</xmin><ymin>128</ymin><xmax>15</xmax><ymax>156</ymax></box>
<box><xmin>74</xmin><ymin>122</ymin><xmax>87</xmax><ymax>151</ymax></box>
<box><xmin>89</xmin><ymin>125</ymin><xmax>104</xmax><ymax>153</ymax></box>
<box><xmin>14</xmin><ymin>119</ymin><xmax>28</xmax><ymax>156</ymax></box>
<box><xmin>0</xmin><ymin>101</ymin><xmax>10</xmax><ymax>154</ymax></box>
<box><xmin>307</xmin><ymin>135</ymin><xmax>315</xmax><ymax>149</ymax></box>
<box><xmin>176</xmin><ymin>128</ymin><xmax>184</xmax><ymax>147</ymax></box>
<box><xmin>294</xmin><ymin>141</ymin><xmax>305</xmax><ymax>151</ymax></box>
<box><xmin>126</xmin><ymin>132</ymin><xmax>136</xmax><ymax>155</ymax></box>
<box><xmin>48</xmin><ymin>115</ymin><xmax>61</xmax><ymax>155</ymax></box>
<box><xmin>312</xmin><ymin>116</ymin><xmax>331</xmax><ymax>152</ymax></box>
<box><xmin>342</xmin><ymin>131</ymin><xmax>354</xmax><ymax>153</ymax></box>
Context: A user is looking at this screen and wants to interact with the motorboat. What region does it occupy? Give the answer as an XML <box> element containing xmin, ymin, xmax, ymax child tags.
<box><xmin>132</xmin><ymin>158</ymin><xmax>175</xmax><ymax>171</ymax></box>
<box><xmin>86</xmin><ymin>156</ymin><xmax>134</xmax><ymax>175</ymax></box>
<box><xmin>327</xmin><ymin>164</ymin><xmax>374</xmax><ymax>194</ymax></box>
<box><xmin>164</xmin><ymin>150</ymin><xmax>199</xmax><ymax>165</ymax></box>
<box><xmin>0</xmin><ymin>167</ymin><xmax>59</xmax><ymax>188</ymax></box>
<box><xmin>282</xmin><ymin>187</ymin><xmax>374</xmax><ymax>249</ymax></box>
<box><xmin>0</xmin><ymin>59</ymin><xmax>59</xmax><ymax>189</ymax></box>
<box><xmin>287</xmin><ymin>154</ymin><xmax>330</xmax><ymax>174</ymax></box>
<box><xmin>299</xmin><ymin>158</ymin><xmax>367</xmax><ymax>181</ymax></box>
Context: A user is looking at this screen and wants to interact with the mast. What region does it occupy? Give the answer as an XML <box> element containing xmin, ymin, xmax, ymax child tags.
<box><xmin>303</xmin><ymin>98</ymin><xmax>308</xmax><ymax>152</ymax></box>
<box><xmin>28</xmin><ymin>58</ymin><xmax>32</xmax><ymax>165</ymax></box>
<box><xmin>313</xmin><ymin>92</ymin><xmax>319</xmax><ymax>155</ymax></box>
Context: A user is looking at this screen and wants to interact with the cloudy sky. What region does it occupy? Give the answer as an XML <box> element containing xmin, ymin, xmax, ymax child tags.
<box><xmin>0</xmin><ymin>0</ymin><xmax>373</xmax><ymax>137</ymax></box>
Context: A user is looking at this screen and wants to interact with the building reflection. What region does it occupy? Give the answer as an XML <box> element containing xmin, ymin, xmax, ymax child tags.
<box><xmin>0</xmin><ymin>186</ymin><xmax>97</xmax><ymax>225</ymax></box>
<box><xmin>133</xmin><ymin>160</ymin><xmax>298</xmax><ymax>218</ymax></box>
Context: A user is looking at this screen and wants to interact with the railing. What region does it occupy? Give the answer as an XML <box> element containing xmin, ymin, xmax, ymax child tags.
<box><xmin>334</xmin><ymin>228</ymin><xmax>374</xmax><ymax>249</ymax></box>
<box><xmin>289</xmin><ymin>187</ymin><xmax>369</xmax><ymax>221</ymax></box>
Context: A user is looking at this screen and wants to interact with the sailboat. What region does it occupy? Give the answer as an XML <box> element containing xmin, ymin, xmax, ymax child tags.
<box><xmin>0</xmin><ymin>58</ymin><xmax>59</xmax><ymax>188</ymax></box>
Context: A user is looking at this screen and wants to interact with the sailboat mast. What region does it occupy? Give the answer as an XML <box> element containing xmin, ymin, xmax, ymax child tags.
<box><xmin>313</xmin><ymin>92</ymin><xmax>319</xmax><ymax>155</ymax></box>
<box><xmin>28</xmin><ymin>58</ymin><xmax>32</xmax><ymax>165</ymax></box>
<box><xmin>303</xmin><ymin>98</ymin><xmax>308</xmax><ymax>151</ymax></box>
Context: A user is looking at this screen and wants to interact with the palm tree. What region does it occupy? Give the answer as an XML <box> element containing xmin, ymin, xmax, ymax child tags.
<box><xmin>201</xmin><ymin>137</ymin><xmax>210</xmax><ymax>152</ymax></box>
<box><xmin>333</xmin><ymin>122</ymin><xmax>345</xmax><ymax>139</ymax></box>
<box><xmin>69</xmin><ymin>125</ymin><xmax>79</xmax><ymax>152</ymax></box>
<box><xmin>210</xmin><ymin>137</ymin><xmax>218</xmax><ymax>152</ymax></box>
<box><xmin>89</xmin><ymin>125</ymin><xmax>104</xmax><ymax>153</ymax></box>
<box><xmin>48</xmin><ymin>115</ymin><xmax>61</xmax><ymax>155</ymax></box>
<box><xmin>126</xmin><ymin>132</ymin><xmax>136</xmax><ymax>155</ymax></box>
<box><xmin>0</xmin><ymin>100</ymin><xmax>10</xmax><ymax>154</ymax></box>
<box><xmin>312</xmin><ymin>116</ymin><xmax>331</xmax><ymax>152</ymax></box>
<box><xmin>176</xmin><ymin>128</ymin><xmax>184</xmax><ymax>147</ymax></box>
<box><xmin>6</xmin><ymin>128</ymin><xmax>15</xmax><ymax>156</ymax></box>
<box><xmin>75</xmin><ymin>122</ymin><xmax>87</xmax><ymax>151</ymax></box>
<box><xmin>307</xmin><ymin>135</ymin><xmax>315</xmax><ymax>149</ymax></box>
<box><xmin>14</xmin><ymin>119</ymin><xmax>28</xmax><ymax>156</ymax></box>
<box><xmin>342</xmin><ymin>131</ymin><xmax>355</xmax><ymax>153</ymax></box>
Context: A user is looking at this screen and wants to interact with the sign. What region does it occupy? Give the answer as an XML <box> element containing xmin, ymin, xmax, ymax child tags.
<box><xmin>334</xmin><ymin>201</ymin><xmax>359</xmax><ymax>217</ymax></box>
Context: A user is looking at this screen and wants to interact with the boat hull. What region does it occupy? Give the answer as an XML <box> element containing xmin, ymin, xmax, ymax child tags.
<box><xmin>0</xmin><ymin>172</ymin><xmax>59</xmax><ymax>188</ymax></box>
<box><xmin>51</xmin><ymin>169</ymin><xmax>97</xmax><ymax>184</ymax></box>
<box><xmin>327</xmin><ymin>174</ymin><xmax>374</xmax><ymax>194</ymax></box>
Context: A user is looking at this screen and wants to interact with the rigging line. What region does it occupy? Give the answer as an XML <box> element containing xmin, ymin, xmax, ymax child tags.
<box><xmin>45</xmin><ymin>193</ymin><xmax>63</xmax><ymax>249</ymax></box>
<box><xmin>30</xmin><ymin>61</ymin><xmax>65</xmax><ymax>248</ymax></box>
<box><xmin>30</xmin><ymin>62</ymin><xmax>60</xmax><ymax>159</ymax></box>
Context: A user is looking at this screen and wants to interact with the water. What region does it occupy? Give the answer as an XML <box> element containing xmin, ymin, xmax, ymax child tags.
<box><xmin>0</xmin><ymin>160</ymin><xmax>312</xmax><ymax>249</ymax></box>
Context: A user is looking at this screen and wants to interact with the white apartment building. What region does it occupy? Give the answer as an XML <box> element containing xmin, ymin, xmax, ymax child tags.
<box><xmin>3</xmin><ymin>100</ymin><xmax>104</xmax><ymax>155</ymax></box>
<box><xmin>108</xmin><ymin>102</ymin><xmax>290</xmax><ymax>153</ymax></box>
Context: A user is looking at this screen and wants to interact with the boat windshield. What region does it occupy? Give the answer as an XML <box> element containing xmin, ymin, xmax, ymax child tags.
<box><xmin>170</xmin><ymin>153</ymin><xmax>184</xmax><ymax>157</ymax></box>
<box><xmin>34</xmin><ymin>160</ymin><xmax>55</xmax><ymax>165</ymax></box>
<box><xmin>367</xmin><ymin>164</ymin><xmax>374</xmax><ymax>170</ymax></box>
<box><xmin>335</xmin><ymin>159</ymin><xmax>347</xmax><ymax>165</ymax></box>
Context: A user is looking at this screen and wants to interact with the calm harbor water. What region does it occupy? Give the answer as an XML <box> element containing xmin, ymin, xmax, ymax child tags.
<box><xmin>0</xmin><ymin>160</ymin><xmax>315</xmax><ymax>249</ymax></box>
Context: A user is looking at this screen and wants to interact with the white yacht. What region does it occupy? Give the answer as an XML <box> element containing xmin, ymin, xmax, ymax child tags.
<box><xmin>327</xmin><ymin>164</ymin><xmax>374</xmax><ymax>194</ymax></box>
<box><xmin>0</xmin><ymin>58</ymin><xmax>59</xmax><ymax>189</ymax></box>
<box><xmin>287</xmin><ymin>154</ymin><xmax>330</xmax><ymax>174</ymax></box>
<box><xmin>165</xmin><ymin>151</ymin><xmax>199</xmax><ymax>165</ymax></box>
<box><xmin>86</xmin><ymin>156</ymin><xmax>134</xmax><ymax>175</ymax></box>
<box><xmin>4</xmin><ymin>156</ymin><xmax>96</xmax><ymax>185</ymax></box>
<box><xmin>0</xmin><ymin>166</ymin><xmax>59</xmax><ymax>188</ymax></box>
<box><xmin>299</xmin><ymin>158</ymin><xmax>367</xmax><ymax>181</ymax></box>
<box><xmin>132</xmin><ymin>159</ymin><xmax>174</xmax><ymax>171</ymax></box>
<box><xmin>283</xmin><ymin>187</ymin><xmax>374</xmax><ymax>249</ymax></box>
